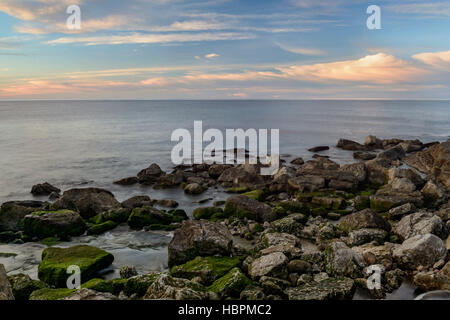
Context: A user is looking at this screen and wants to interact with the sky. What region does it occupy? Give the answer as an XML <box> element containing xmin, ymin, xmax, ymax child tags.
<box><xmin>0</xmin><ymin>0</ymin><xmax>450</xmax><ymax>100</ymax></box>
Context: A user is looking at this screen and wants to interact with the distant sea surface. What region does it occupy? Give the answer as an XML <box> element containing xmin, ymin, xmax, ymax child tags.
<box><xmin>1</xmin><ymin>100</ymin><xmax>449</xmax><ymax>204</ymax></box>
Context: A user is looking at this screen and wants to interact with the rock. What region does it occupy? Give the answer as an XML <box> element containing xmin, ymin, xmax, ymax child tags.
<box><xmin>63</xmin><ymin>288</ymin><xmax>117</xmax><ymax>300</ymax></box>
<box><xmin>218</xmin><ymin>166</ymin><xmax>265</xmax><ymax>188</ymax></box>
<box><xmin>193</xmin><ymin>207</ymin><xmax>223</xmax><ymax>220</ymax></box>
<box><xmin>101</xmin><ymin>207</ymin><xmax>131</xmax><ymax>223</ymax></box>
<box><xmin>393</xmin><ymin>211</ymin><xmax>448</xmax><ymax>241</ymax></box>
<box><xmin>119</xmin><ymin>266</ymin><xmax>137</xmax><ymax>279</ymax></box>
<box><xmin>388</xmin><ymin>203</ymin><xmax>416</xmax><ymax>219</ymax></box>
<box><xmin>376</xmin><ymin>145</ymin><xmax>405</xmax><ymax>161</ymax></box>
<box><xmin>48</xmin><ymin>192</ymin><xmax>60</xmax><ymax>201</ymax></box>
<box><xmin>248</xmin><ymin>252</ymin><xmax>288</xmax><ymax>280</ymax></box>
<box><xmin>339</xmin><ymin>162</ymin><xmax>367</xmax><ymax>183</ymax></box>
<box><xmin>387</xmin><ymin>167</ymin><xmax>424</xmax><ymax>187</ymax></box>
<box><xmin>156</xmin><ymin>199</ymin><xmax>179</xmax><ymax>208</ymax></box>
<box><xmin>208</xmin><ymin>267</ymin><xmax>251</xmax><ymax>298</ymax></box>
<box><xmin>0</xmin><ymin>264</ymin><xmax>14</xmax><ymax>300</ymax></box>
<box><xmin>365</xmin><ymin>159</ymin><xmax>390</xmax><ymax>185</ymax></box>
<box><xmin>143</xmin><ymin>274</ymin><xmax>206</xmax><ymax>300</ymax></box>
<box><xmin>393</xmin><ymin>233</ymin><xmax>447</xmax><ymax>269</ymax></box>
<box><xmin>137</xmin><ymin>163</ymin><xmax>163</xmax><ymax>184</ymax></box>
<box><xmin>353</xmin><ymin>243</ymin><xmax>398</xmax><ymax>270</ymax></box>
<box><xmin>240</xmin><ymin>285</ymin><xmax>265</xmax><ymax>300</ymax></box>
<box><xmin>399</xmin><ymin>141</ymin><xmax>424</xmax><ymax>153</ymax></box>
<box><xmin>113</xmin><ymin>177</ymin><xmax>138</xmax><ymax>186</ymax></box>
<box><xmin>271</xmin><ymin>214</ymin><xmax>306</xmax><ymax>237</ymax></box>
<box><xmin>87</xmin><ymin>220</ymin><xmax>117</xmax><ymax>235</ymax></box>
<box><xmin>0</xmin><ymin>200</ymin><xmax>47</xmax><ymax>232</ymax></box>
<box><xmin>23</xmin><ymin>209</ymin><xmax>87</xmax><ymax>240</ymax></box>
<box><xmin>184</xmin><ymin>183</ymin><xmax>206</xmax><ymax>195</ymax></box>
<box><xmin>414</xmin><ymin>269</ymin><xmax>450</xmax><ymax>291</ymax></box>
<box><xmin>224</xmin><ymin>195</ymin><xmax>276</xmax><ymax>222</ymax></box>
<box><xmin>370</xmin><ymin>187</ymin><xmax>424</xmax><ymax>212</ymax></box>
<box><xmin>51</xmin><ymin>188</ymin><xmax>120</xmax><ymax>219</ymax></box>
<box><xmin>338</xmin><ymin>208</ymin><xmax>391</xmax><ymax>233</ymax></box>
<box><xmin>365</xmin><ymin>135</ymin><xmax>382</xmax><ymax>148</ymax></box>
<box><xmin>288</xmin><ymin>175</ymin><xmax>326</xmax><ymax>192</ymax></box>
<box><xmin>7</xmin><ymin>274</ymin><xmax>46</xmax><ymax>300</ymax></box>
<box><xmin>390</xmin><ymin>177</ymin><xmax>416</xmax><ymax>192</ymax></box>
<box><xmin>38</xmin><ymin>245</ymin><xmax>114</xmax><ymax>287</ymax></box>
<box><xmin>273</xmin><ymin>166</ymin><xmax>296</xmax><ymax>184</ymax></box>
<box><xmin>288</xmin><ymin>260</ymin><xmax>312</xmax><ymax>274</ymax></box>
<box><xmin>121</xmin><ymin>195</ymin><xmax>152</xmax><ymax>209</ymax></box>
<box><xmin>170</xmin><ymin>256</ymin><xmax>242</xmax><ymax>285</ymax></box>
<box><xmin>308</xmin><ymin>146</ymin><xmax>329</xmax><ymax>152</ymax></box>
<box><xmin>312</xmin><ymin>196</ymin><xmax>344</xmax><ymax>210</ymax></box>
<box><xmin>347</xmin><ymin>228</ymin><xmax>388</xmax><ymax>246</ymax></box>
<box><xmin>324</xmin><ymin>241</ymin><xmax>365</xmax><ymax>278</ymax></box>
<box><xmin>31</xmin><ymin>182</ymin><xmax>60</xmax><ymax>196</ymax></box>
<box><xmin>29</xmin><ymin>288</ymin><xmax>76</xmax><ymax>300</ymax></box>
<box><xmin>80</xmin><ymin>278</ymin><xmax>115</xmax><ymax>293</ymax></box>
<box><xmin>259</xmin><ymin>276</ymin><xmax>290</xmax><ymax>296</ymax></box>
<box><xmin>168</xmin><ymin>220</ymin><xmax>232</xmax><ymax>267</ymax></box>
<box><xmin>127</xmin><ymin>206</ymin><xmax>172</xmax><ymax>229</ymax></box>
<box><xmin>123</xmin><ymin>272</ymin><xmax>165</xmax><ymax>297</ymax></box>
<box><xmin>286</xmin><ymin>277</ymin><xmax>355</xmax><ymax>300</ymax></box>
<box><xmin>290</xmin><ymin>157</ymin><xmax>305</xmax><ymax>165</ymax></box>
<box><xmin>337</xmin><ymin>139</ymin><xmax>366</xmax><ymax>151</ymax></box>
<box><xmin>208</xmin><ymin>164</ymin><xmax>233</xmax><ymax>179</ymax></box>
<box><xmin>157</xmin><ymin>170</ymin><xmax>184</xmax><ymax>187</ymax></box>
<box><xmin>421</xmin><ymin>180</ymin><xmax>445</xmax><ymax>203</ymax></box>
<box><xmin>353</xmin><ymin>152</ymin><xmax>376</xmax><ymax>160</ymax></box>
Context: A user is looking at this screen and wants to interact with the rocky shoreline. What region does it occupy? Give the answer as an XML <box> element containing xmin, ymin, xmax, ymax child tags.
<box><xmin>1</xmin><ymin>135</ymin><xmax>449</xmax><ymax>300</ymax></box>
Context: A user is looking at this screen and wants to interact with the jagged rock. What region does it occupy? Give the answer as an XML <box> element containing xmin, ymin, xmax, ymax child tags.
<box><xmin>123</xmin><ymin>272</ymin><xmax>165</xmax><ymax>297</ymax></box>
<box><xmin>376</xmin><ymin>145</ymin><xmax>405</xmax><ymax>161</ymax></box>
<box><xmin>393</xmin><ymin>233</ymin><xmax>447</xmax><ymax>269</ymax></box>
<box><xmin>347</xmin><ymin>228</ymin><xmax>388</xmax><ymax>246</ymax></box>
<box><xmin>339</xmin><ymin>162</ymin><xmax>367</xmax><ymax>183</ymax></box>
<box><xmin>338</xmin><ymin>208</ymin><xmax>391</xmax><ymax>233</ymax></box>
<box><xmin>113</xmin><ymin>177</ymin><xmax>138</xmax><ymax>185</ymax></box>
<box><xmin>387</xmin><ymin>167</ymin><xmax>424</xmax><ymax>187</ymax></box>
<box><xmin>365</xmin><ymin>135</ymin><xmax>382</xmax><ymax>148</ymax></box>
<box><xmin>208</xmin><ymin>267</ymin><xmax>252</xmax><ymax>298</ymax></box>
<box><xmin>137</xmin><ymin>163</ymin><xmax>164</xmax><ymax>184</ymax></box>
<box><xmin>31</xmin><ymin>182</ymin><xmax>60</xmax><ymax>196</ymax></box>
<box><xmin>0</xmin><ymin>264</ymin><xmax>14</xmax><ymax>300</ymax></box>
<box><xmin>168</xmin><ymin>220</ymin><xmax>232</xmax><ymax>267</ymax></box>
<box><xmin>7</xmin><ymin>273</ymin><xmax>46</xmax><ymax>301</ymax></box>
<box><xmin>370</xmin><ymin>187</ymin><xmax>424</xmax><ymax>212</ymax></box>
<box><xmin>121</xmin><ymin>195</ymin><xmax>152</xmax><ymax>209</ymax></box>
<box><xmin>273</xmin><ymin>166</ymin><xmax>296</xmax><ymax>184</ymax></box>
<box><xmin>324</xmin><ymin>241</ymin><xmax>365</xmax><ymax>278</ymax></box>
<box><xmin>258</xmin><ymin>232</ymin><xmax>302</xmax><ymax>258</ymax></box>
<box><xmin>421</xmin><ymin>180</ymin><xmax>446</xmax><ymax>203</ymax></box>
<box><xmin>271</xmin><ymin>214</ymin><xmax>305</xmax><ymax>237</ymax></box>
<box><xmin>389</xmin><ymin>177</ymin><xmax>417</xmax><ymax>192</ymax></box>
<box><xmin>353</xmin><ymin>243</ymin><xmax>398</xmax><ymax>270</ymax></box>
<box><xmin>51</xmin><ymin>188</ymin><xmax>120</xmax><ymax>219</ymax></box>
<box><xmin>288</xmin><ymin>175</ymin><xmax>326</xmax><ymax>192</ymax></box>
<box><xmin>23</xmin><ymin>209</ymin><xmax>87</xmax><ymax>240</ymax></box>
<box><xmin>120</xmin><ymin>266</ymin><xmax>137</xmax><ymax>279</ymax></box>
<box><xmin>224</xmin><ymin>195</ymin><xmax>275</xmax><ymax>222</ymax></box>
<box><xmin>337</xmin><ymin>139</ymin><xmax>366</xmax><ymax>151</ymax></box>
<box><xmin>290</xmin><ymin>157</ymin><xmax>305</xmax><ymax>165</ymax></box>
<box><xmin>414</xmin><ymin>263</ymin><xmax>450</xmax><ymax>291</ymax></box>
<box><xmin>63</xmin><ymin>288</ymin><xmax>117</xmax><ymax>300</ymax></box>
<box><xmin>393</xmin><ymin>211</ymin><xmax>448</xmax><ymax>241</ymax></box>
<box><xmin>143</xmin><ymin>274</ymin><xmax>206</xmax><ymax>300</ymax></box>
<box><xmin>208</xmin><ymin>164</ymin><xmax>233</xmax><ymax>179</ymax></box>
<box><xmin>248</xmin><ymin>252</ymin><xmax>288</xmax><ymax>280</ymax></box>
<box><xmin>157</xmin><ymin>170</ymin><xmax>184</xmax><ymax>187</ymax></box>
<box><xmin>388</xmin><ymin>203</ymin><xmax>416</xmax><ymax>219</ymax></box>
<box><xmin>218</xmin><ymin>166</ymin><xmax>265</xmax><ymax>188</ymax></box>
<box><xmin>0</xmin><ymin>200</ymin><xmax>47</xmax><ymax>232</ymax></box>
<box><xmin>286</xmin><ymin>277</ymin><xmax>355</xmax><ymax>300</ymax></box>
<box><xmin>353</xmin><ymin>152</ymin><xmax>376</xmax><ymax>160</ymax></box>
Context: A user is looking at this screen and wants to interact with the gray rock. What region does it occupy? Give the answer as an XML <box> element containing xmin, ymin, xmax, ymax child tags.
<box><xmin>248</xmin><ymin>252</ymin><xmax>288</xmax><ymax>280</ymax></box>
<box><xmin>324</xmin><ymin>241</ymin><xmax>366</xmax><ymax>278</ymax></box>
<box><xmin>0</xmin><ymin>264</ymin><xmax>14</xmax><ymax>300</ymax></box>
<box><xmin>347</xmin><ymin>228</ymin><xmax>388</xmax><ymax>246</ymax></box>
<box><xmin>338</xmin><ymin>208</ymin><xmax>391</xmax><ymax>233</ymax></box>
<box><xmin>286</xmin><ymin>277</ymin><xmax>355</xmax><ymax>300</ymax></box>
<box><xmin>224</xmin><ymin>195</ymin><xmax>276</xmax><ymax>222</ymax></box>
<box><xmin>388</xmin><ymin>203</ymin><xmax>416</xmax><ymax>219</ymax></box>
<box><xmin>184</xmin><ymin>183</ymin><xmax>206</xmax><ymax>195</ymax></box>
<box><xmin>137</xmin><ymin>163</ymin><xmax>163</xmax><ymax>184</ymax></box>
<box><xmin>393</xmin><ymin>211</ymin><xmax>448</xmax><ymax>241</ymax></box>
<box><xmin>31</xmin><ymin>182</ymin><xmax>60</xmax><ymax>196</ymax></box>
<box><xmin>63</xmin><ymin>288</ymin><xmax>117</xmax><ymax>300</ymax></box>
<box><xmin>143</xmin><ymin>274</ymin><xmax>206</xmax><ymax>300</ymax></box>
<box><xmin>121</xmin><ymin>195</ymin><xmax>152</xmax><ymax>209</ymax></box>
<box><xmin>0</xmin><ymin>200</ymin><xmax>47</xmax><ymax>232</ymax></box>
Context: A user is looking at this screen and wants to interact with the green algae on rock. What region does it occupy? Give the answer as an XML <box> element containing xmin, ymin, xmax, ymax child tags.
<box><xmin>208</xmin><ymin>267</ymin><xmax>252</xmax><ymax>298</ymax></box>
<box><xmin>29</xmin><ymin>288</ymin><xmax>76</xmax><ymax>300</ymax></box>
<box><xmin>8</xmin><ymin>273</ymin><xmax>46</xmax><ymax>301</ymax></box>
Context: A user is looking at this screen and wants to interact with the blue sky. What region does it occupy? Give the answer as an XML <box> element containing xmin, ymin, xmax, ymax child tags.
<box><xmin>0</xmin><ymin>0</ymin><xmax>450</xmax><ymax>99</ymax></box>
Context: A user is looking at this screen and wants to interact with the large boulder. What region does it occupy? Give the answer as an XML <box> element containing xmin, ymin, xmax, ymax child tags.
<box><xmin>393</xmin><ymin>233</ymin><xmax>447</xmax><ymax>269</ymax></box>
<box><xmin>38</xmin><ymin>245</ymin><xmax>114</xmax><ymax>287</ymax></box>
<box><xmin>143</xmin><ymin>274</ymin><xmax>206</xmax><ymax>300</ymax></box>
<box><xmin>324</xmin><ymin>241</ymin><xmax>365</xmax><ymax>278</ymax></box>
<box><xmin>0</xmin><ymin>200</ymin><xmax>47</xmax><ymax>232</ymax></box>
<box><xmin>286</xmin><ymin>277</ymin><xmax>355</xmax><ymax>300</ymax></box>
<box><xmin>123</xmin><ymin>272</ymin><xmax>166</xmax><ymax>297</ymax></box>
<box><xmin>23</xmin><ymin>210</ymin><xmax>87</xmax><ymax>240</ymax></box>
<box><xmin>224</xmin><ymin>195</ymin><xmax>276</xmax><ymax>222</ymax></box>
<box><xmin>0</xmin><ymin>264</ymin><xmax>14</xmax><ymax>300</ymax></box>
<box><xmin>121</xmin><ymin>195</ymin><xmax>153</xmax><ymax>209</ymax></box>
<box><xmin>248</xmin><ymin>252</ymin><xmax>289</xmax><ymax>280</ymax></box>
<box><xmin>51</xmin><ymin>188</ymin><xmax>120</xmax><ymax>219</ymax></box>
<box><xmin>370</xmin><ymin>187</ymin><xmax>424</xmax><ymax>212</ymax></box>
<box><xmin>208</xmin><ymin>267</ymin><xmax>252</xmax><ymax>298</ymax></box>
<box><xmin>218</xmin><ymin>166</ymin><xmax>265</xmax><ymax>188</ymax></box>
<box><xmin>168</xmin><ymin>220</ymin><xmax>232</xmax><ymax>267</ymax></box>
<box><xmin>338</xmin><ymin>208</ymin><xmax>391</xmax><ymax>233</ymax></box>
<box><xmin>127</xmin><ymin>206</ymin><xmax>171</xmax><ymax>229</ymax></box>
<box><xmin>393</xmin><ymin>211</ymin><xmax>448</xmax><ymax>241</ymax></box>
<box><xmin>137</xmin><ymin>163</ymin><xmax>164</xmax><ymax>185</ymax></box>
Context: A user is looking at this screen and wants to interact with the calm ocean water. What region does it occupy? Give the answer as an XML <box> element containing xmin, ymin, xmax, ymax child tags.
<box><xmin>0</xmin><ymin>100</ymin><xmax>449</xmax><ymax>204</ymax></box>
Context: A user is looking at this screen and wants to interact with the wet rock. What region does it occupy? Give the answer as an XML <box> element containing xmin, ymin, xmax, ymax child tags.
<box><xmin>421</xmin><ymin>180</ymin><xmax>446</xmax><ymax>204</ymax></box>
<box><xmin>113</xmin><ymin>177</ymin><xmax>138</xmax><ymax>186</ymax></box>
<box><xmin>48</xmin><ymin>192</ymin><xmax>60</xmax><ymax>201</ymax></box>
<box><xmin>101</xmin><ymin>207</ymin><xmax>131</xmax><ymax>224</ymax></box>
<box><xmin>137</xmin><ymin>163</ymin><xmax>164</xmax><ymax>185</ymax></box>
<box><xmin>337</xmin><ymin>139</ymin><xmax>366</xmax><ymax>151</ymax></box>
<box><xmin>208</xmin><ymin>164</ymin><xmax>233</xmax><ymax>179</ymax></box>
<box><xmin>184</xmin><ymin>183</ymin><xmax>206</xmax><ymax>195</ymax></box>
<box><xmin>31</xmin><ymin>182</ymin><xmax>60</xmax><ymax>196</ymax></box>
<box><xmin>209</xmin><ymin>267</ymin><xmax>252</xmax><ymax>298</ymax></box>
<box><xmin>399</xmin><ymin>140</ymin><xmax>424</xmax><ymax>153</ymax></box>
<box><xmin>38</xmin><ymin>245</ymin><xmax>114</xmax><ymax>287</ymax></box>
<box><xmin>393</xmin><ymin>211</ymin><xmax>448</xmax><ymax>241</ymax></box>
<box><xmin>87</xmin><ymin>220</ymin><xmax>117</xmax><ymax>235</ymax></box>
<box><xmin>156</xmin><ymin>199</ymin><xmax>179</xmax><ymax>208</ymax></box>
<box><xmin>0</xmin><ymin>264</ymin><xmax>14</xmax><ymax>300</ymax></box>
<box><xmin>157</xmin><ymin>170</ymin><xmax>184</xmax><ymax>187</ymax></box>
<box><xmin>248</xmin><ymin>252</ymin><xmax>288</xmax><ymax>280</ymax></box>
<box><xmin>290</xmin><ymin>157</ymin><xmax>305</xmax><ymax>165</ymax></box>
<box><xmin>23</xmin><ymin>209</ymin><xmax>87</xmax><ymax>240</ymax></box>
<box><xmin>7</xmin><ymin>273</ymin><xmax>46</xmax><ymax>301</ymax></box>
<box><xmin>224</xmin><ymin>195</ymin><xmax>275</xmax><ymax>222</ymax></box>
<box><xmin>143</xmin><ymin>274</ymin><xmax>206</xmax><ymax>300</ymax></box>
<box><xmin>127</xmin><ymin>206</ymin><xmax>175</xmax><ymax>229</ymax></box>
<box><xmin>393</xmin><ymin>233</ymin><xmax>447</xmax><ymax>270</ymax></box>
<box><xmin>353</xmin><ymin>152</ymin><xmax>376</xmax><ymax>160</ymax></box>
<box><xmin>347</xmin><ymin>228</ymin><xmax>388</xmax><ymax>246</ymax></box>
<box><xmin>120</xmin><ymin>266</ymin><xmax>138</xmax><ymax>279</ymax></box>
<box><xmin>338</xmin><ymin>208</ymin><xmax>391</xmax><ymax>233</ymax></box>
<box><xmin>168</xmin><ymin>220</ymin><xmax>233</xmax><ymax>267</ymax></box>
<box><xmin>376</xmin><ymin>145</ymin><xmax>405</xmax><ymax>161</ymax></box>
<box><xmin>365</xmin><ymin>135</ymin><xmax>382</xmax><ymax>148</ymax></box>
<box><xmin>324</xmin><ymin>241</ymin><xmax>365</xmax><ymax>278</ymax></box>
<box><xmin>123</xmin><ymin>272</ymin><xmax>165</xmax><ymax>297</ymax></box>
<box><xmin>288</xmin><ymin>260</ymin><xmax>312</xmax><ymax>274</ymax></box>
<box><xmin>308</xmin><ymin>146</ymin><xmax>329</xmax><ymax>152</ymax></box>
<box><xmin>370</xmin><ymin>187</ymin><xmax>424</xmax><ymax>212</ymax></box>
<box><xmin>51</xmin><ymin>188</ymin><xmax>120</xmax><ymax>219</ymax></box>
<box><xmin>286</xmin><ymin>277</ymin><xmax>355</xmax><ymax>300</ymax></box>
<box><xmin>121</xmin><ymin>195</ymin><xmax>152</xmax><ymax>209</ymax></box>
<box><xmin>0</xmin><ymin>200</ymin><xmax>48</xmax><ymax>232</ymax></box>
<box><xmin>388</xmin><ymin>203</ymin><xmax>416</xmax><ymax>219</ymax></box>
<box><xmin>63</xmin><ymin>288</ymin><xmax>117</xmax><ymax>300</ymax></box>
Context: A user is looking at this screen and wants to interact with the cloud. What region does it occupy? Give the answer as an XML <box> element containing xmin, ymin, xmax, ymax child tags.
<box><xmin>388</xmin><ymin>2</ymin><xmax>450</xmax><ymax>17</ymax></box>
<box><xmin>276</xmin><ymin>42</ymin><xmax>325</xmax><ymax>56</ymax></box>
<box><xmin>205</xmin><ymin>53</ymin><xmax>219</xmax><ymax>59</ymax></box>
<box><xmin>140</xmin><ymin>77</ymin><xmax>169</xmax><ymax>86</ymax></box>
<box><xmin>412</xmin><ymin>50</ymin><xmax>450</xmax><ymax>69</ymax></box>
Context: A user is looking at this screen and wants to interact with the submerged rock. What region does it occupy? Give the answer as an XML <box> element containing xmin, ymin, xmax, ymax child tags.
<box><xmin>38</xmin><ymin>245</ymin><xmax>114</xmax><ymax>287</ymax></box>
<box><xmin>137</xmin><ymin>163</ymin><xmax>164</xmax><ymax>185</ymax></box>
<box><xmin>168</xmin><ymin>220</ymin><xmax>233</xmax><ymax>267</ymax></box>
<box><xmin>113</xmin><ymin>177</ymin><xmax>138</xmax><ymax>186</ymax></box>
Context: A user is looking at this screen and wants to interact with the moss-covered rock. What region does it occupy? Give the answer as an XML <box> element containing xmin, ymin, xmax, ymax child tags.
<box><xmin>225</xmin><ymin>187</ymin><xmax>249</xmax><ymax>193</ymax></box>
<box><xmin>127</xmin><ymin>206</ymin><xmax>171</xmax><ymax>229</ymax></box>
<box><xmin>170</xmin><ymin>256</ymin><xmax>242</xmax><ymax>285</ymax></box>
<box><xmin>0</xmin><ymin>200</ymin><xmax>47</xmax><ymax>232</ymax></box>
<box><xmin>241</xmin><ymin>189</ymin><xmax>265</xmax><ymax>201</ymax></box>
<box><xmin>0</xmin><ymin>231</ymin><xmax>21</xmax><ymax>243</ymax></box>
<box><xmin>29</xmin><ymin>288</ymin><xmax>76</xmax><ymax>300</ymax></box>
<box><xmin>274</xmin><ymin>201</ymin><xmax>310</xmax><ymax>216</ymax></box>
<box><xmin>123</xmin><ymin>272</ymin><xmax>166</xmax><ymax>297</ymax></box>
<box><xmin>22</xmin><ymin>210</ymin><xmax>87</xmax><ymax>240</ymax></box>
<box><xmin>81</xmin><ymin>278</ymin><xmax>114</xmax><ymax>294</ymax></box>
<box><xmin>39</xmin><ymin>237</ymin><xmax>61</xmax><ymax>246</ymax></box>
<box><xmin>147</xmin><ymin>224</ymin><xmax>179</xmax><ymax>231</ymax></box>
<box><xmin>87</xmin><ymin>221</ymin><xmax>117</xmax><ymax>235</ymax></box>
<box><xmin>101</xmin><ymin>208</ymin><xmax>131</xmax><ymax>224</ymax></box>
<box><xmin>8</xmin><ymin>274</ymin><xmax>47</xmax><ymax>300</ymax></box>
<box><xmin>224</xmin><ymin>195</ymin><xmax>276</xmax><ymax>222</ymax></box>
<box><xmin>271</xmin><ymin>214</ymin><xmax>306</xmax><ymax>236</ymax></box>
<box><xmin>38</xmin><ymin>245</ymin><xmax>114</xmax><ymax>287</ymax></box>
<box><xmin>193</xmin><ymin>207</ymin><xmax>223</xmax><ymax>220</ymax></box>
<box><xmin>107</xmin><ymin>278</ymin><xmax>128</xmax><ymax>295</ymax></box>
<box><xmin>208</xmin><ymin>267</ymin><xmax>252</xmax><ymax>298</ymax></box>
<box><xmin>311</xmin><ymin>197</ymin><xmax>345</xmax><ymax>210</ymax></box>
<box><xmin>167</xmin><ymin>209</ymin><xmax>188</xmax><ymax>222</ymax></box>
<box><xmin>370</xmin><ymin>196</ymin><xmax>395</xmax><ymax>213</ymax></box>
